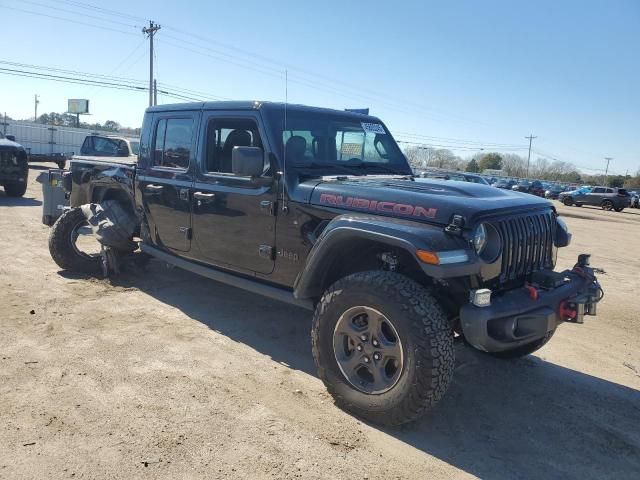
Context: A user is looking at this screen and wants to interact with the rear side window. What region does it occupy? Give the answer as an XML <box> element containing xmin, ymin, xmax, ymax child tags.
<box><xmin>592</xmin><ymin>187</ymin><xmax>605</xmax><ymax>193</ymax></box>
<box><xmin>153</xmin><ymin>118</ymin><xmax>193</xmax><ymax>169</ymax></box>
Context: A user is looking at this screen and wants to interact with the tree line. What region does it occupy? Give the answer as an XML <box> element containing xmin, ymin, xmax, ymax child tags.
<box><xmin>404</xmin><ymin>145</ymin><xmax>640</xmax><ymax>188</ymax></box>
<box><xmin>33</xmin><ymin>112</ymin><xmax>140</xmax><ymax>136</ymax></box>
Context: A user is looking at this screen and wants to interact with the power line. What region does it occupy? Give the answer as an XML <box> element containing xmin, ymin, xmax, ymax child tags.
<box><xmin>0</xmin><ymin>4</ymin><xmax>139</xmax><ymax>36</ymax></box>
<box><xmin>19</xmin><ymin>0</ymin><xmax>142</xmax><ymax>29</ymax></box>
<box><xmin>0</xmin><ymin>67</ymin><xmax>206</xmax><ymax>102</ymax></box>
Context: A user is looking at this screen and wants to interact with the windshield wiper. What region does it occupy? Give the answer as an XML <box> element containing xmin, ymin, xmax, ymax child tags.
<box><xmin>359</xmin><ymin>162</ymin><xmax>411</xmax><ymax>176</ymax></box>
<box><xmin>293</xmin><ymin>162</ymin><xmax>365</xmax><ymax>176</ymax></box>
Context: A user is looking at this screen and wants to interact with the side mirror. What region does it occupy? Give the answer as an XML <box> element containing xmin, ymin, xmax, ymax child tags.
<box><xmin>6</xmin><ymin>135</ymin><xmax>16</xmax><ymax>142</ymax></box>
<box><xmin>232</xmin><ymin>146</ymin><xmax>264</xmax><ymax>177</ymax></box>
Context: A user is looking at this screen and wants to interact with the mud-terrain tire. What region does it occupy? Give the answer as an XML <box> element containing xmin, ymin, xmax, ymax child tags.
<box><xmin>563</xmin><ymin>197</ymin><xmax>573</xmax><ymax>206</ymax></box>
<box><xmin>489</xmin><ymin>329</ymin><xmax>555</xmax><ymax>359</ymax></box>
<box><xmin>49</xmin><ymin>207</ymin><xmax>101</xmax><ymax>274</ymax></box>
<box><xmin>4</xmin><ymin>180</ymin><xmax>27</xmax><ymax>197</ymax></box>
<box><xmin>311</xmin><ymin>271</ymin><xmax>454</xmax><ymax>426</ymax></box>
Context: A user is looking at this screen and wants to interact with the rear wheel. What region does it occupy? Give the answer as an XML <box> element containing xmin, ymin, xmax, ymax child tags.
<box><xmin>311</xmin><ymin>271</ymin><xmax>455</xmax><ymax>426</ymax></box>
<box><xmin>614</xmin><ymin>207</ymin><xmax>624</xmax><ymax>212</ymax></box>
<box><xmin>489</xmin><ymin>330</ymin><xmax>555</xmax><ymax>359</ymax></box>
<box><xmin>602</xmin><ymin>200</ymin><xmax>614</xmax><ymax>211</ymax></box>
<box><xmin>4</xmin><ymin>180</ymin><xmax>27</xmax><ymax>197</ymax></box>
<box><xmin>48</xmin><ymin>207</ymin><xmax>101</xmax><ymax>274</ymax></box>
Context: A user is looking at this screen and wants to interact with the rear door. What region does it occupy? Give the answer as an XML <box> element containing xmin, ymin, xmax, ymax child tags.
<box><xmin>138</xmin><ymin>112</ymin><xmax>198</xmax><ymax>253</ymax></box>
<box><xmin>586</xmin><ymin>187</ymin><xmax>606</xmax><ymax>205</ymax></box>
<box><xmin>190</xmin><ymin>112</ymin><xmax>277</xmax><ymax>274</ymax></box>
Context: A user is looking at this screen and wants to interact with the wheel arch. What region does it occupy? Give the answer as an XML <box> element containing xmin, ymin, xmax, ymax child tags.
<box><xmin>293</xmin><ymin>215</ymin><xmax>474</xmax><ymax>300</ymax></box>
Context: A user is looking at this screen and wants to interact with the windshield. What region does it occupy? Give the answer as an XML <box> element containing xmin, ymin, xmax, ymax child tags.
<box><xmin>267</xmin><ymin>110</ymin><xmax>412</xmax><ymax>176</ymax></box>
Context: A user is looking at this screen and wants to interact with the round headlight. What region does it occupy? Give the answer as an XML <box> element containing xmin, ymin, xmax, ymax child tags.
<box><xmin>473</xmin><ymin>223</ymin><xmax>487</xmax><ymax>254</ymax></box>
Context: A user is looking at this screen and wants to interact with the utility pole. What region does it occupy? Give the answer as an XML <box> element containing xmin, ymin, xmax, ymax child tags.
<box><xmin>34</xmin><ymin>94</ymin><xmax>40</xmax><ymax>122</ymax></box>
<box><xmin>604</xmin><ymin>157</ymin><xmax>612</xmax><ymax>186</ymax></box>
<box><xmin>525</xmin><ymin>134</ymin><xmax>537</xmax><ymax>178</ymax></box>
<box><xmin>142</xmin><ymin>21</ymin><xmax>161</xmax><ymax>107</ymax></box>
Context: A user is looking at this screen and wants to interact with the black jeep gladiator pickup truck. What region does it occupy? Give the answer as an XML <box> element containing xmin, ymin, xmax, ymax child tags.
<box><xmin>48</xmin><ymin>101</ymin><xmax>602</xmax><ymax>426</ymax></box>
<box><xmin>0</xmin><ymin>132</ymin><xmax>29</xmax><ymax>197</ymax></box>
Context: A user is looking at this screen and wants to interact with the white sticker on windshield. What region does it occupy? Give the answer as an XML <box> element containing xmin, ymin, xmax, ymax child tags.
<box><xmin>361</xmin><ymin>122</ymin><xmax>386</xmax><ymax>134</ymax></box>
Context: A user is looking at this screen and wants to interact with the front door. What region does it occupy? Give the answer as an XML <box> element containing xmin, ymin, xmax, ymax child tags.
<box><xmin>190</xmin><ymin>113</ymin><xmax>277</xmax><ymax>274</ymax></box>
<box><xmin>138</xmin><ymin>114</ymin><xmax>198</xmax><ymax>252</ymax></box>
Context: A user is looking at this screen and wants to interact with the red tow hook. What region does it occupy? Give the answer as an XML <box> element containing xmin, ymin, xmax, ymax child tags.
<box><xmin>559</xmin><ymin>300</ymin><xmax>577</xmax><ymax>321</ymax></box>
<box><xmin>525</xmin><ymin>284</ymin><xmax>539</xmax><ymax>300</ymax></box>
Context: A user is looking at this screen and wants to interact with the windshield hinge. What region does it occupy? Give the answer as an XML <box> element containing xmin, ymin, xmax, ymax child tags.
<box><xmin>445</xmin><ymin>215</ymin><xmax>465</xmax><ymax>236</ymax></box>
<box><xmin>260</xmin><ymin>200</ymin><xmax>276</xmax><ymax>216</ymax></box>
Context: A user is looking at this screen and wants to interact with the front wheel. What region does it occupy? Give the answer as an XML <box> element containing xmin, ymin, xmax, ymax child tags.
<box><xmin>563</xmin><ymin>197</ymin><xmax>573</xmax><ymax>206</ymax></box>
<box><xmin>311</xmin><ymin>271</ymin><xmax>454</xmax><ymax>426</ymax></box>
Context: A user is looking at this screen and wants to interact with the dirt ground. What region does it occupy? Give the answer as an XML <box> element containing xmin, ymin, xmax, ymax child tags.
<box><xmin>1</xmin><ymin>165</ymin><xmax>639</xmax><ymax>480</ymax></box>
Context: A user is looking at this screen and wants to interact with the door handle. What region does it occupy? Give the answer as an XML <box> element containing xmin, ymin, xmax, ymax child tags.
<box><xmin>145</xmin><ymin>184</ymin><xmax>164</xmax><ymax>192</ymax></box>
<box><xmin>193</xmin><ymin>191</ymin><xmax>216</xmax><ymax>201</ymax></box>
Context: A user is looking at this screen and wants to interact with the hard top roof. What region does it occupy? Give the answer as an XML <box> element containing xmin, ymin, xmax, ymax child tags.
<box><xmin>146</xmin><ymin>101</ymin><xmax>381</xmax><ymax>121</ymax></box>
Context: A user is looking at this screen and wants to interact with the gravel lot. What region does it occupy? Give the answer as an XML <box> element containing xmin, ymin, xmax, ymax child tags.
<box><xmin>1</xmin><ymin>165</ymin><xmax>639</xmax><ymax>480</ymax></box>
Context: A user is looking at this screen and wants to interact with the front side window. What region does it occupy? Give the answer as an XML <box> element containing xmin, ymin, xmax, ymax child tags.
<box><xmin>153</xmin><ymin>118</ymin><xmax>193</xmax><ymax>169</ymax></box>
<box><xmin>204</xmin><ymin>118</ymin><xmax>264</xmax><ymax>174</ymax></box>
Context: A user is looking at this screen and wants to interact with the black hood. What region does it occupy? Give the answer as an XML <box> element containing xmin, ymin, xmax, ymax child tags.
<box><xmin>308</xmin><ymin>176</ymin><xmax>553</xmax><ymax>226</ymax></box>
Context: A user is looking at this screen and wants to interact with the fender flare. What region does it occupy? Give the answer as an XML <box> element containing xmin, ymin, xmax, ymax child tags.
<box><xmin>293</xmin><ymin>214</ymin><xmax>477</xmax><ymax>300</ymax></box>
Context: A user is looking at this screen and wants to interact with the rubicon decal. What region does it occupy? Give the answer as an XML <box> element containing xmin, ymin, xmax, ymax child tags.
<box><xmin>320</xmin><ymin>194</ymin><xmax>437</xmax><ymax>218</ymax></box>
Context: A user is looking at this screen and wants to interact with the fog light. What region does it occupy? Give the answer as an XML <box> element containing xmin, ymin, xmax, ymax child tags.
<box><xmin>470</xmin><ymin>288</ymin><xmax>492</xmax><ymax>307</ymax></box>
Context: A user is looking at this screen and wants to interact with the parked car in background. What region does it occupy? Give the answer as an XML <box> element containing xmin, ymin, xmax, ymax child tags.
<box><xmin>559</xmin><ymin>186</ymin><xmax>630</xmax><ymax>212</ymax></box>
<box><xmin>77</xmin><ymin>134</ymin><xmax>139</xmax><ymax>159</ymax></box>
<box><xmin>493</xmin><ymin>178</ymin><xmax>517</xmax><ymax>189</ymax></box>
<box><xmin>512</xmin><ymin>180</ymin><xmax>545</xmax><ymax>196</ymax></box>
<box><xmin>629</xmin><ymin>191</ymin><xmax>639</xmax><ymax>208</ymax></box>
<box><xmin>0</xmin><ymin>132</ymin><xmax>29</xmax><ymax>197</ymax></box>
<box><xmin>545</xmin><ymin>184</ymin><xmax>567</xmax><ymax>199</ymax></box>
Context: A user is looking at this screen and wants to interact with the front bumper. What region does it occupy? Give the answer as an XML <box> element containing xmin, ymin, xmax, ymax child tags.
<box><xmin>460</xmin><ymin>259</ymin><xmax>602</xmax><ymax>352</ymax></box>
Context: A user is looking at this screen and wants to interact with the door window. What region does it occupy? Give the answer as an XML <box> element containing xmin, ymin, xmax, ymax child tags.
<box><xmin>592</xmin><ymin>187</ymin><xmax>605</xmax><ymax>193</ymax></box>
<box><xmin>153</xmin><ymin>118</ymin><xmax>193</xmax><ymax>169</ymax></box>
<box><xmin>204</xmin><ymin>118</ymin><xmax>265</xmax><ymax>174</ymax></box>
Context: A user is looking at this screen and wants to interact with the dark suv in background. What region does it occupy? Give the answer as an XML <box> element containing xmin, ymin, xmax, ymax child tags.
<box><xmin>512</xmin><ymin>180</ymin><xmax>545</xmax><ymax>196</ymax></box>
<box><xmin>559</xmin><ymin>186</ymin><xmax>631</xmax><ymax>211</ymax></box>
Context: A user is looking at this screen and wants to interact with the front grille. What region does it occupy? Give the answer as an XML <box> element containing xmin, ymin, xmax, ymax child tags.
<box><xmin>494</xmin><ymin>210</ymin><xmax>556</xmax><ymax>282</ymax></box>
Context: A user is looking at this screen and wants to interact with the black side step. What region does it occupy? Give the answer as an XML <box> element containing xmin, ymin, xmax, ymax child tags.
<box><xmin>140</xmin><ymin>244</ymin><xmax>314</xmax><ymax>311</ymax></box>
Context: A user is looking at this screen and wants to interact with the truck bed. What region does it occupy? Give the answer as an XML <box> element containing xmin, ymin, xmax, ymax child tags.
<box><xmin>70</xmin><ymin>155</ymin><xmax>137</xmax><ymax>168</ymax></box>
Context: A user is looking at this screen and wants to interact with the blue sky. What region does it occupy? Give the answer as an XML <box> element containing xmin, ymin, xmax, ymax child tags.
<box><xmin>0</xmin><ymin>0</ymin><xmax>638</xmax><ymax>175</ymax></box>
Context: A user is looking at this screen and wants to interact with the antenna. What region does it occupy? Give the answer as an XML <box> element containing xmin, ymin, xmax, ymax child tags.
<box><xmin>282</xmin><ymin>69</ymin><xmax>289</xmax><ymax>212</ymax></box>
